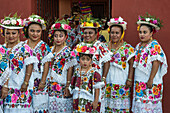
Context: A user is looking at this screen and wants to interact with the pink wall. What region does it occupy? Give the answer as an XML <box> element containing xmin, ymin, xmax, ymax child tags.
<box><xmin>112</xmin><ymin>0</ymin><xmax>170</xmax><ymax>112</ymax></box>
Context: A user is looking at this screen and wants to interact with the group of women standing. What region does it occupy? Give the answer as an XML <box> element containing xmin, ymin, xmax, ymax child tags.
<box><xmin>0</xmin><ymin>13</ymin><xmax>167</xmax><ymax>113</ymax></box>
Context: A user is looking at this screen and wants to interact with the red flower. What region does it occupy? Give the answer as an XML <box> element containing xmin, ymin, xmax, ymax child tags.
<box><xmin>93</xmin><ymin>23</ymin><xmax>97</xmax><ymax>27</ymax></box>
<box><xmin>94</xmin><ymin>72</ymin><xmax>101</xmax><ymax>82</ymax></box>
<box><xmin>97</xmin><ymin>65</ymin><xmax>100</xmax><ymax>69</ymax></box>
<box><xmin>27</xmin><ymin>96</ymin><xmax>32</xmax><ymax>104</ymax></box>
<box><xmin>95</xmin><ymin>54</ymin><xmax>100</xmax><ymax>61</ymax></box>
<box><xmin>141</xmin><ymin>18</ymin><xmax>145</xmax><ymax>21</ymax></box>
<box><xmin>150</xmin><ymin>20</ymin><xmax>153</xmax><ymax>24</ymax></box>
<box><xmin>71</xmin><ymin>36</ymin><xmax>75</xmax><ymax>40</ymax></box>
<box><xmin>121</xmin><ymin>56</ymin><xmax>126</xmax><ymax>62</ymax></box>
<box><xmin>81</xmin><ymin>46</ymin><xmax>87</xmax><ymax>52</ymax></box>
<box><xmin>40</xmin><ymin>44</ymin><xmax>46</xmax><ymax>52</ymax></box>
<box><xmin>110</xmin><ymin>57</ymin><xmax>115</xmax><ymax>62</ymax></box>
<box><xmin>99</xmin><ymin>46</ymin><xmax>106</xmax><ymax>55</ymax></box>
<box><xmin>125</xmin><ymin>45</ymin><xmax>130</xmax><ymax>48</ymax></box>
<box><xmin>114</xmin><ymin>84</ymin><xmax>119</xmax><ymax>90</ymax></box>
<box><xmin>55</xmin><ymin>23</ymin><xmax>61</xmax><ymax>29</ymax></box>
<box><xmin>157</xmin><ymin>84</ymin><xmax>162</xmax><ymax>91</ymax></box>
<box><xmin>75</xmin><ymin>77</ymin><xmax>81</xmax><ymax>87</ymax></box>
<box><xmin>85</xmin><ymin>102</ymin><xmax>92</xmax><ymax>112</ymax></box>
<box><xmin>60</xmin><ymin>58</ymin><xmax>65</xmax><ymax>66</ymax></box>
<box><xmin>73</xmin><ymin>99</ymin><xmax>79</xmax><ymax>110</ymax></box>
<box><xmin>12</xmin><ymin>104</ymin><xmax>15</xmax><ymax>108</ymax></box>
<box><xmin>12</xmin><ymin>59</ymin><xmax>19</xmax><ymax>67</ymax></box>
<box><xmin>92</xmin><ymin>63</ymin><xmax>96</xmax><ymax>67</ymax></box>
<box><xmin>88</xmin><ymin>79</ymin><xmax>92</xmax><ymax>89</ymax></box>
<box><xmin>96</xmin><ymin>102</ymin><xmax>101</xmax><ymax>112</ymax></box>
<box><xmin>16</xmin><ymin>21</ymin><xmax>19</xmax><ymax>26</ymax></box>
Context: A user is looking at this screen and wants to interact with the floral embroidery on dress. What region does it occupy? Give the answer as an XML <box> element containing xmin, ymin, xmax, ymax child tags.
<box><xmin>134</xmin><ymin>40</ymin><xmax>165</xmax><ymax>68</ymax></box>
<box><xmin>9</xmin><ymin>43</ymin><xmax>34</xmax><ymax>74</ymax></box>
<box><xmin>51</xmin><ymin>46</ymin><xmax>75</xmax><ymax>75</ymax></box>
<box><xmin>0</xmin><ymin>45</ymin><xmax>8</xmax><ymax>77</ymax></box>
<box><xmin>135</xmin><ymin>81</ymin><xmax>163</xmax><ymax>104</ymax></box>
<box><xmin>109</xmin><ymin>42</ymin><xmax>134</xmax><ymax>70</ymax></box>
<box><xmin>34</xmin><ymin>41</ymin><xmax>52</xmax><ymax>72</ymax></box>
<box><xmin>4</xmin><ymin>88</ymin><xmax>33</xmax><ymax>108</ymax></box>
<box><xmin>105</xmin><ymin>83</ymin><xmax>130</xmax><ymax>99</ymax></box>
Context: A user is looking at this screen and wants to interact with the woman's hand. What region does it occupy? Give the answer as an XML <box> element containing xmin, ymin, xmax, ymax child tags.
<box><xmin>147</xmin><ymin>79</ymin><xmax>153</xmax><ymax>89</ymax></box>
<box><xmin>38</xmin><ymin>81</ymin><xmax>46</xmax><ymax>90</ymax></box>
<box><xmin>63</xmin><ymin>87</ymin><xmax>71</xmax><ymax>98</ymax></box>
<box><xmin>1</xmin><ymin>87</ymin><xmax>9</xmax><ymax>99</ymax></box>
<box><xmin>20</xmin><ymin>82</ymin><xmax>28</xmax><ymax>92</ymax></box>
<box><xmin>91</xmin><ymin>101</ymin><xmax>98</xmax><ymax>111</ymax></box>
<box><xmin>125</xmin><ymin>79</ymin><xmax>132</xmax><ymax>88</ymax></box>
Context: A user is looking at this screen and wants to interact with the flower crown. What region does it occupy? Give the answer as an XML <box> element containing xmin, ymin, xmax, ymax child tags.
<box><xmin>137</xmin><ymin>13</ymin><xmax>163</xmax><ymax>31</ymax></box>
<box><xmin>75</xmin><ymin>42</ymin><xmax>97</xmax><ymax>55</ymax></box>
<box><xmin>23</xmin><ymin>14</ymin><xmax>46</xmax><ymax>30</ymax></box>
<box><xmin>80</xmin><ymin>15</ymin><xmax>101</xmax><ymax>28</ymax></box>
<box><xmin>48</xmin><ymin>19</ymin><xmax>71</xmax><ymax>42</ymax></box>
<box><xmin>0</xmin><ymin>13</ymin><xmax>23</xmax><ymax>30</ymax></box>
<box><xmin>107</xmin><ymin>17</ymin><xmax>127</xmax><ymax>32</ymax></box>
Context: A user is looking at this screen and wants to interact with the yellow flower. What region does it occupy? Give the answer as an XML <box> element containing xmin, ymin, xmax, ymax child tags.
<box><xmin>19</xmin><ymin>57</ymin><xmax>23</xmax><ymax>61</ymax></box>
<box><xmin>121</xmin><ymin>47</ymin><xmax>124</xmax><ymax>50</ymax></box>
<box><xmin>154</xmin><ymin>45</ymin><xmax>161</xmax><ymax>53</ymax></box>
<box><xmin>108</xmin><ymin>27</ymin><xmax>110</xmax><ymax>33</ymax></box>
<box><xmin>76</xmin><ymin>45</ymin><xmax>82</xmax><ymax>52</ymax></box>
<box><xmin>137</xmin><ymin>25</ymin><xmax>140</xmax><ymax>31</ymax></box>
<box><xmin>86</xmin><ymin>87</ymin><xmax>89</xmax><ymax>91</ymax></box>
<box><xmin>78</xmin><ymin>106</ymin><xmax>80</xmax><ymax>111</ymax></box>
<box><xmin>81</xmin><ymin>107</ymin><xmax>85</xmax><ymax>112</ymax></box>
<box><xmin>130</xmin><ymin>47</ymin><xmax>134</xmax><ymax>53</ymax></box>
<box><xmin>153</xmin><ymin>86</ymin><xmax>159</xmax><ymax>95</ymax></box>
<box><xmin>145</xmin><ymin>57</ymin><xmax>148</xmax><ymax>63</ymax></box>
<box><xmin>0</xmin><ymin>54</ymin><xmax>2</xmax><ymax>60</ymax></box>
<box><xmin>52</xmin><ymin>82</ymin><xmax>58</xmax><ymax>86</ymax></box>
<box><xmin>106</xmin><ymin>86</ymin><xmax>111</xmax><ymax>93</ymax></box>
<box><xmin>20</xmin><ymin>94</ymin><xmax>24</xmax><ymax>99</ymax></box>
<box><xmin>122</xmin><ymin>62</ymin><xmax>126</xmax><ymax>69</ymax></box>
<box><xmin>83</xmin><ymin>77</ymin><xmax>88</xmax><ymax>82</ymax></box>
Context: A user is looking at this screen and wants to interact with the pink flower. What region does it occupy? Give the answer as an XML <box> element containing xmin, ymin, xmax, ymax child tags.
<box><xmin>55</xmin><ymin>23</ymin><xmax>61</xmax><ymax>29</ymax></box>
<box><xmin>139</xmin><ymin>82</ymin><xmax>146</xmax><ymax>90</ymax></box>
<box><xmin>114</xmin><ymin>18</ymin><xmax>119</xmax><ymax>21</ymax></box>
<box><xmin>150</xmin><ymin>48</ymin><xmax>158</xmax><ymax>55</ymax></box>
<box><xmin>149</xmin><ymin>96</ymin><xmax>153</xmax><ymax>100</ymax></box>
<box><xmin>1</xmin><ymin>19</ymin><xmax>4</xmax><ymax>23</ymax></box>
<box><xmin>153</xmin><ymin>20</ymin><xmax>158</xmax><ymax>24</ymax></box>
<box><xmin>11</xmin><ymin>94</ymin><xmax>18</xmax><ymax>103</ymax></box>
<box><xmin>124</xmin><ymin>49</ymin><xmax>128</xmax><ymax>54</ymax></box>
<box><xmin>0</xmin><ymin>47</ymin><xmax>5</xmax><ymax>54</ymax></box>
<box><xmin>25</xmin><ymin>44</ymin><xmax>30</xmax><ymax>52</ymax></box>
<box><xmin>25</xmin><ymin>91</ymin><xmax>28</xmax><ymax>96</ymax></box>
<box><xmin>37</xmin><ymin>19</ymin><xmax>41</xmax><ymax>23</ymax></box>
<box><xmin>138</xmin><ymin>16</ymin><xmax>141</xmax><ymax>20</ymax></box>
<box><xmin>56</xmin><ymin>84</ymin><xmax>62</xmax><ymax>91</ymax></box>
<box><xmin>64</xmin><ymin>24</ymin><xmax>71</xmax><ymax>30</ymax></box>
<box><xmin>5</xmin><ymin>20</ymin><xmax>11</xmax><ymax>25</ymax></box>
<box><xmin>89</xmin><ymin>47</ymin><xmax>95</xmax><ymax>54</ymax></box>
<box><xmin>36</xmin><ymin>53</ymin><xmax>40</xmax><ymax>61</ymax></box>
<box><xmin>81</xmin><ymin>46</ymin><xmax>87</xmax><ymax>52</ymax></box>
<box><xmin>71</xmin><ymin>51</ymin><xmax>76</xmax><ymax>57</ymax></box>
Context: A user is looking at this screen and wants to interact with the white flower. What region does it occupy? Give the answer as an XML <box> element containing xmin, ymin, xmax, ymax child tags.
<box><xmin>85</xmin><ymin>50</ymin><xmax>90</xmax><ymax>54</ymax></box>
<box><xmin>124</xmin><ymin>21</ymin><xmax>127</xmax><ymax>25</ymax></box>
<box><xmin>61</xmin><ymin>24</ymin><xmax>64</xmax><ymax>29</ymax></box>
<box><xmin>110</xmin><ymin>18</ymin><xmax>116</xmax><ymax>23</ymax></box>
<box><xmin>11</xmin><ymin>19</ymin><xmax>17</xmax><ymax>25</ymax></box>
<box><xmin>29</xmin><ymin>17</ymin><xmax>33</xmax><ymax>21</ymax></box>
<box><xmin>34</xmin><ymin>18</ymin><xmax>38</xmax><ymax>22</ymax></box>
<box><xmin>17</xmin><ymin>19</ymin><xmax>22</xmax><ymax>25</ymax></box>
<box><xmin>41</xmin><ymin>19</ymin><xmax>44</xmax><ymax>24</ymax></box>
<box><xmin>34</xmin><ymin>15</ymin><xmax>40</xmax><ymax>18</ymax></box>
<box><xmin>118</xmin><ymin>17</ymin><xmax>124</xmax><ymax>22</ymax></box>
<box><xmin>146</xmin><ymin>18</ymin><xmax>150</xmax><ymax>21</ymax></box>
<box><xmin>51</xmin><ymin>24</ymin><xmax>55</xmax><ymax>29</ymax></box>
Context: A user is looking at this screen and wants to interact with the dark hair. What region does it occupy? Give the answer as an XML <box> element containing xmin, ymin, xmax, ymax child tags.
<box><xmin>110</xmin><ymin>25</ymin><xmax>123</xmax><ymax>34</ymax></box>
<box><xmin>79</xmin><ymin>53</ymin><xmax>93</xmax><ymax>59</ymax></box>
<box><xmin>25</xmin><ymin>22</ymin><xmax>42</xmax><ymax>38</ymax></box>
<box><xmin>140</xmin><ymin>24</ymin><xmax>154</xmax><ymax>33</ymax></box>
<box><xmin>84</xmin><ymin>28</ymin><xmax>97</xmax><ymax>34</ymax></box>
<box><xmin>71</xmin><ymin>5</ymin><xmax>81</xmax><ymax>16</ymax></box>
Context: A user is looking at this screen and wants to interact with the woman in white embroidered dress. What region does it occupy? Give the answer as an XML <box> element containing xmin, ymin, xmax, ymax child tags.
<box><xmin>0</xmin><ymin>14</ymin><xmax>38</xmax><ymax>113</ymax></box>
<box><xmin>132</xmin><ymin>13</ymin><xmax>168</xmax><ymax>113</ymax></box>
<box><xmin>105</xmin><ymin>17</ymin><xmax>135</xmax><ymax>113</ymax></box>
<box><xmin>23</xmin><ymin>15</ymin><xmax>53</xmax><ymax>113</ymax></box>
<box><xmin>47</xmin><ymin>19</ymin><xmax>77</xmax><ymax>113</ymax></box>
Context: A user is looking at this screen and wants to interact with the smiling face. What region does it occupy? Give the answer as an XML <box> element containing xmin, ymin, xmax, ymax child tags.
<box><xmin>79</xmin><ymin>54</ymin><xmax>92</xmax><ymax>69</ymax></box>
<box><xmin>110</xmin><ymin>26</ymin><xmax>122</xmax><ymax>43</ymax></box>
<box><xmin>83</xmin><ymin>28</ymin><xmax>97</xmax><ymax>43</ymax></box>
<box><xmin>28</xmin><ymin>24</ymin><xmax>42</xmax><ymax>42</ymax></box>
<box><xmin>139</xmin><ymin>25</ymin><xmax>153</xmax><ymax>42</ymax></box>
<box><xmin>5</xmin><ymin>29</ymin><xmax>19</xmax><ymax>44</ymax></box>
<box><xmin>53</xmin><ymin>30</ymin><xmax>66</xmax><ymax>46</ymax></box>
